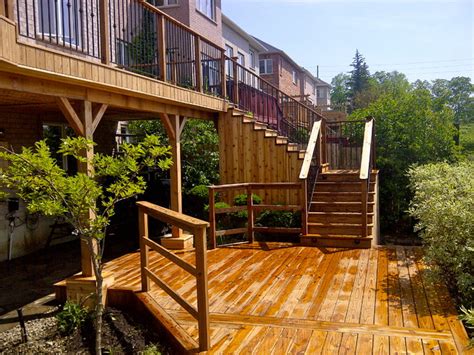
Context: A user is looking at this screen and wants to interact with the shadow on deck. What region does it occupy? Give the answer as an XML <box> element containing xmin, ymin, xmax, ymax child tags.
<box><xmin>56</xmin><ymin>242</ymin><xmax>471</xmax><ymax>354</ymax></box>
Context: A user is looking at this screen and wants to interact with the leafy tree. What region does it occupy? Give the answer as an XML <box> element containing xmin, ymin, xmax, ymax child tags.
<box><xmin>330</xmin><ymin>73</ymin><xmax>350</xmax><ymax>111</ymax></box>
<box><xmin>348</xmin><ymin>50</ymin><xmax>371</xmax><ymax>111</ymax></box>
<box><xmin>372</xmin><ymin>71</ymin><xmax>410</xmax><ymax>97</ymax></box>
<box><xmin>350</xmin><ymin>86</ymin><xmax>458</xmax><ymax>231</ymax></box>
<box><xmin>128</xmin><ymin>119</ymin><xmax>220</xmax><ymax>191</ymax></box>
<box><xmin>0</xmin><ymin>137</ymin><xmax>171</xmax><ymax>354</ymax></box>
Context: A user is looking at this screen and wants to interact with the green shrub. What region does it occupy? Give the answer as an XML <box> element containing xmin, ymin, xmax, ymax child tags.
<box><xmin>188</xmin><ymin>185</ymin><xmax>209</xmax><ymax>200</ymax></box>
<box><xmin>256</xmin><ymin>210</ymin><xmax>301</xmax><ymax>228</ymax></box>
<box><xmin>56</xmin><ymin>301</ymin><xmax>89</xmax><ymax>335</ymax></box>
<box><xmin>459</xmin><ymin>306</ymin><xmax>474</xmax><ymax>347</ymax></box>
<box><xmin>233</xmin><ymin>193</ymin><xmax>262</xmax><ymax>206</ymax></box>
<box><xmin>408</xmin><ymin>161</ymin><xmax>474</xmax><ymax>306</ymax></box>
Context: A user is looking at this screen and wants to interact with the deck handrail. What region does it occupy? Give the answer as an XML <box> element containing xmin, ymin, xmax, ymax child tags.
<box><xmin>299</xmin><ymin>120</ymin><xmax>322</xmax><ymax>180</ymax></box>
<box><xmin>136</xmin><ymin>201</ymin><xmax>210</xmax><ymax>352</ymax></box>
<box><xmin>359</xmin><ymin>117</ymin><xmax>375</xmax><ymax>239</ymax></box>
<box><xmin>208</xmin><ymin>182</ymin><xmax>303</xmax><ymax>249</ymax></box>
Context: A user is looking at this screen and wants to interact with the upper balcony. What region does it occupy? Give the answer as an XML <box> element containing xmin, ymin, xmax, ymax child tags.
<box><xmin>0</xmin><ymin>0</ymin><xmax>227</xmax><ymax>118</ymax></box>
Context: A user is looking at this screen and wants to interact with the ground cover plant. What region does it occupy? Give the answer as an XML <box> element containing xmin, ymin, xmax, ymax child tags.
<box><xmin>0</xmin><ymin>136</ymin><xmax>171</xmax><ymax>354</ymax></box>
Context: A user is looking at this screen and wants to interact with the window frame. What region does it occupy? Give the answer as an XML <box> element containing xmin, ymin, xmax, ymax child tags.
<box><xmin>249</xmin><ymin>49</ymin><xmax>256</xmax><ymax>69</ymax></box>
<box><xmin>292</xmin><ymin>70</ymin><xmax>298</xmax><ymax>85</ymax></box>
<box><xmin>196</xmin><ymin>0</ymin><xmax>216</xmax><ymax>21</ymax></box>
<box><xmin>259</xmin><ymin>59</ymin><xmax>273</xmax><ymax>75</ymax></box>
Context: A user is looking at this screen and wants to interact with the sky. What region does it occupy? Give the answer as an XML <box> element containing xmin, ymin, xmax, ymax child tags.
<box><xmin>222</xmin><ymin>0</ymin><xmax>473</xmax><ymax>85</ymax></box>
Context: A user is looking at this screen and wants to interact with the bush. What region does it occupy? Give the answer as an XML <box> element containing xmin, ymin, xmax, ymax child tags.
<box><xmin>56</xmin><ymin>301</ymin><xmax>90</xmax><ymax>335</ymax></box>
<box><xmin>256</xmin><ymin>210</ymin><xmax>301</xmax><ymax>228</ymax></box>
<box><xmin>408</xmin><ymin>161</ymin><xmax>474</xmax><ymax>306</ymax></box>
<box><xmin>459</xmin><ymin>306</ymin><xmax>474</xmax><ymax>347</ymax></box>
<box><xmin>233</xmin><ymin>193</ymin><xmax>262</xmax><ymax>206</ymax></box>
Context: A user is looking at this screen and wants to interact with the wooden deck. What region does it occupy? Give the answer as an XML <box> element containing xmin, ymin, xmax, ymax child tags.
<box><xmin>101</xmin><ymin>242</ymin><xmax>471</xmax><ymax>354</ymax></box>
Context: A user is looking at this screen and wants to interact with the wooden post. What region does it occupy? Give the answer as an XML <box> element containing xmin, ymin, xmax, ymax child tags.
<box><xmin>0</xmin><ymin>1</ymin><xmax>5</xmax><ymax>17</ymax></box>
<box><xmin>139</xmin><ymin>209</ymin><xmax>150</xmax><ymax>292</ymax></box>
<box><xmin>99</xmin><ymin>0</ymin><xmax>110</xmax><ymax>65</ymax></box>
<box><xmin>194</xmin><ymin>226</ymin><xmax>210</xmax><ymax>351</ymax></box>
<box><xmin>247</xmin><ymin>185</ymin><xmax>254</xmax><ymax>243</ymax></box>
<box><xmin>232</xmin><ymin>57</ymin><xmax>239</xmax><ymax>104</ymax></box>
<box><xmin>2</xmin><ymin>0</ymin><xmax>13</xmax><ymax>20</ymax></box>
<box><xmin>302</xmin><ymin>180</ymin><xmax>308</xmax><ymax>236</ymax></box>
<box><xmin>220</xmin><ymin>50</ymin><xmax>226</xmax><ymax>99</ymax></box>
<box><xmin>361</xmin><ymin>181</ymin><xmax>368</xmax><ymax>238</ymax></box>
<box><xmin>170</xmin><ymin>117</ymin><xmax>183</xmax><ymax>238</ymax></box>
<box><xmin>321</xmin><ymin>119</ymin><xmax>327</xmax><ymax>166</ymax></box>
<box><xmin>157</xmin><ymin>14</ymin><xmax>167</xmax><ymax>82</ymax></box>
<box><xmin>194</xmin><ymin>36</ymin><xmax>202</xmax><ymax>92</ymax></box>
<box><xmin>208</xmin><ymin>188</ymin><xmax>216</xmax><ymax>249</ymax></box>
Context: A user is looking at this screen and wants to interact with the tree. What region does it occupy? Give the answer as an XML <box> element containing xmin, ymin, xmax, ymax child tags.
<box><xmin>348</xmin><ymin>50</ymin><xmax>371</xmax><ymax>111</ymax></box>
<box><xmin>330</xmin><ymin>73</ymin><xmax>350</xmax><ymax>111</ymax></box>
<box><xmin>0</xmin><ymin>136</ymin><xmax>171</xmax><ymax>354</ymax></box>
<box><xmin>350</xmin><ymin>86</ymin><xmax>458</xmax><ymax>231</ymax></box>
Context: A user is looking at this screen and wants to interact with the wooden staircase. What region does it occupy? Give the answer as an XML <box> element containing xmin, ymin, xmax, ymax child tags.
<box><xmin>301</xmin><ymin>170</ymin><xmax>378</xmax><ymax>248</ymax></box>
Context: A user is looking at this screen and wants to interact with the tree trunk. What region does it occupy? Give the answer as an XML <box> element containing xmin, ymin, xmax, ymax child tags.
<box><xmin>87</xmin><ymin>238</ymin><xmax>104</xmax><ymax>355</ymax></box>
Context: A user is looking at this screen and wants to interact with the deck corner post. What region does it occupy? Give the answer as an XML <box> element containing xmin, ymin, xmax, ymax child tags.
<box><xmin>208</xmin><ymin>188</ymin><xmax>216</xmax><ymax>249</ymax></box>
<box><xmin>194</xmin><ymin>226</ymin><xmax>210</xmax><ymax>351</ymax></box>
<box><xmin>220</xmin><ymin>50</ymin><xmax>227</xmax><ymax>99</ymax></box>
<box><xmin>139</xmin><ymin>209</ymin><xmax>150</xmax><ymax>292</ymax></box>
<box><xmin>99</xmin><ymin>0</ymin><xmax>110</xmax><ymax>65</ymax></box>
<box><xmin>194</xmin><ymin>36</ymin><xmax>202</xmax><ymax>92</ymax></box>
<box><xmin>157</xmin><ymin>14</ymin><xmax>167</xmax><ymax>82</ymax></box>
<box><xmin>247</xmin><ymin>185</ymin><xmax>254</xmax><ymax>243</ymax></box>
<box><xmin>361</xmin><ymin>180</ymin><xmax>368</xmax><ymax>238</ymax></box>
<box><xmin>232</xmin><ymin>57</ymin><xmax>239</xmax><ymax>104</ymax></box>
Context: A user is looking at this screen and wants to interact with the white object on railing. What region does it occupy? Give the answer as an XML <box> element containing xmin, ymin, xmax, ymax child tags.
<box><xmin>299</xmin><ymin>120</ymin><xmax>322</xmax><ymax>180</ymax></box>
<box><xmin>359</xmin><ymin>118</ymin><xmax>374</xmax><ymax>180</ymax></box>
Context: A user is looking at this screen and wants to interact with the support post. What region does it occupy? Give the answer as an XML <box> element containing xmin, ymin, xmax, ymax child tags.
<box><xmin>208</xmin><ymin>188</ymin><xmax>216</xmax><ymax>249</ymax></box>
<box><xmin>99</xmin><ymin>0</ymin><xmax>110</xmax><ymax>64</ymax></box>
<box><xmin>139</xmin><ymin>209</ymin><xmax>150</xmax><ymax>292</ymax></box>
<box><xmin>0</xmin><ymin>1</ymin><xmax>5</xmax><ymax>17</ymax></box>
<box><xmin>220</xmin><ymin>50</ymin><xmax>226</xmax><ymax>99</ymax></box>
<box><xmin>194</xmin><ymin>36</ymin><xmax>202</xmax><ymax>92</ymax></box>
<box><xmin>194</xmin><ymin>226</ymin><xmax>210</xmax><ymax>351</ymax></box>
<box><xmin>157</xmin><ymin>14</ymin><xmax>167</xmax><ymax>81</ymax></box>
<box><xmin>232</xmin><ymin>57</ymin><xmax>239</xmax><ymax>104</ymax></box>
<box><xmin>247</xmin><ymin>185</ymin><xmax>254</xmax><ymax>243</ymax></box>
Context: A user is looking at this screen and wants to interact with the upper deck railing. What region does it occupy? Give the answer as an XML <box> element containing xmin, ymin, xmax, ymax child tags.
<box><xmin>8</xmin><ymin>0</ymin><xmax>325</xmax><ymax>146</ymax></box>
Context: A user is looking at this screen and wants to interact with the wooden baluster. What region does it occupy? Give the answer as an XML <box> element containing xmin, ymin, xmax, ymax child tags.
<box><xmin>99</xmin><ymin>0</ymin><xmax>110</xmax><ymax>64</ymax></box>
<box><xmin>139</xmin><ymin>209</ymin><xmax>150</xmax><ymax>292</ymax></box>
<box><xmin>194</xmin><ymin>226</ymin><xmax>210</xmax><ymax>351</ymax></box>
<box><xmin>157</xmin><ymin>14</ymin><xmax>167</xmax><ymax>82</ymax></box>
<box><xmin>208</xmin><ymin>188</ymin><xmax>216</xmax><ymax>250</ymax></box>
<box><xmin>194</xmin><ymin>36</ymin><xmax>202</xmax><ymax>92</ymax></box>
<box><xmin>247</xmin><ymin>185</ymin><xmax>254</xmax><ymax>244</ymax></box>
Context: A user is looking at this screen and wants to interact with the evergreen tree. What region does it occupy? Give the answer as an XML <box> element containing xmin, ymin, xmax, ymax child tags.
<box><xmin>348</xmin><ymin>50</ymin><xmax>370</xmax><ymax>111</ymax></box>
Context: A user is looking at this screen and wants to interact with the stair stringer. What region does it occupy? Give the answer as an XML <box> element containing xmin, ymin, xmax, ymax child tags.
<box><xmin>218</xmin><ymin>109</ymin><xmax>304</xmax><ymax>205</ymax></box>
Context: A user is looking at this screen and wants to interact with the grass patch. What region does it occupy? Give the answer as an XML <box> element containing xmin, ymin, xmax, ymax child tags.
<box><xmin>460</xmin><ymin>122</ymin><xmax>474</xmax><ymax>160</ymax></box>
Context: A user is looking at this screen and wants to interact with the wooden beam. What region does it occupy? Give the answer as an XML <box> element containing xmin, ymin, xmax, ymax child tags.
<box><xmin>0</xmin><ymin>1</ymin><xmax>5</xmax><ymax>17</ymax></box>
<box><xmin>56</xmin><ymin>97</ymin><xmax>84</xmax><ymax>136</ymax></box>
<box><xmin>160</xmin><ymin>113</ymin><xmax>176</xmax><ymax>140</ymax></box>
<box><xmin>91</xmin><ymin>104</ymin><xmax>108</xmax><ymax>134</ymax></box>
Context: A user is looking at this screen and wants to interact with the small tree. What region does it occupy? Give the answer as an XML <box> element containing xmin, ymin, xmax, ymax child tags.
<box><xmin>0</xmin><ymin>136</ymin><xmax>171</xmax><ymax>354</ymax></box>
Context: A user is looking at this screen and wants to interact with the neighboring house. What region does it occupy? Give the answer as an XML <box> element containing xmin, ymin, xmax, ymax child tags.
<box><xmin>151</xmin><ymin>0</ymin><xmax>223</xmax><ymax>46</ymax></box>
<box><xmin>222</xmin><ymin>14</ymin><xmax>266</xmax><ymax>76</ymax></box>
<box><xmin>253</xmin><ymin>37</ymin><xmax>331</xmax><ymax>108</ymax></box>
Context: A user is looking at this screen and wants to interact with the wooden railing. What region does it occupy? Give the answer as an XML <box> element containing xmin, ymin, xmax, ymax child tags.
<box><xmin>137</xmin><ymin>201</ymin><xmax>210</xmax><ymax>351</ymax></box>
<box><xmin>208</xmin><ymin>183</ymin><xmax>304</xmax><ymax>249</ymax></box>
<box><xmin>14</xmin><ymin>0</ymin><xmax>226</xmax><ymax>97</ymax></box>
<box><xmin>299</xmin><ymin>120</ymin><xmax>322</xmax><ymax>235</ymax></box>
<box><xmin>226</xmin><ymin>57</ymin><xmax>324</xmax><ymax>147</ymax></box>
<box><xmin>359</xmin><ymin>117</ymin><xmax>375</xmax><ymax>238</ymax></box>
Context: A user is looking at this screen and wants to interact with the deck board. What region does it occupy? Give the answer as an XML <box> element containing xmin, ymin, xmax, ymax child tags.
<box><xmin>100</xmin><ymin>242</ymin><xmax>470</xmax><ymax>354</ymax></box>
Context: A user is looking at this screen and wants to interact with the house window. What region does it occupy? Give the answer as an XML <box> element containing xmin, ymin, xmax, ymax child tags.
<box><xmin>259</xmin><ymin>59</ymin><xmax>273</xmax><ymax>74</ymax></box>
<box><xmin>42</xmin><ymin>124</ymin><xmax>77</xmax><ymax>175</ymax></box>
<box><xmin>317</xmin><ymin>89</ymin><xmax>321</xmax><ymax>98</ymax></box>
<box><xmin>249</xmin><ymin>49</ymin><xmax>256</xmax><ymax>69</ymax></box>
<box><xmin>237</xmin><ymin>52</ymin><xmax>245</xmax><ymax>82</ymax></box>
<box><xmin>225</xmin><ymin>45</ymin><xmax>234</xmax><ymax>76</ymax></box>
<box><xmin>153</xmin><ymin>0</ymin><xmax>178</xmax><ymax>5</ymax></box>
<box><xmin>37</xmin><ymin>0</ymin><xmax>81</xmax><ymax>46</ymax></box>
<box><xmin>292</xmin><ymin>70</ymin><xmax>298</xmax><ymax>85</ymax></box>
<box><xmin>196</xmin><ymin>0</ymin><xmax>216</xmax><ymax>20</ymax></box>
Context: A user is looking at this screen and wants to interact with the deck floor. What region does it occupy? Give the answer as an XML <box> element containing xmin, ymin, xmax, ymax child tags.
<box><xmin>104</xmin><ymin>243</ymin><xmax>471</xmax><ymax>354</ymax></box>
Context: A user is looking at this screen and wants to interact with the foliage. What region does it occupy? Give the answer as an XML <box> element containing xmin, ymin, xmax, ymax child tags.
<box><xmin>139</xmin><ymin>344</ymin><xmax>163</xmax><ymax>355</ymax></box>
<box><xmin>128</xmin><ymin>119</ymin><xmax>219</xmax><ymax>192</ymax></box>
<box><xmin>460</xmin><ymin>123</ymin><xmax>474</xmax><ymax>161</ymax></box>
<box><xmin>330</xmin><ymin>73</ymin><xmax>350</xmax><ymax>111</ymax></box>
<box><xmin>459</xmin><ymin>306</ymin><xmax>474</xmax><ymax>347</ymax></box>
<box><xmin>408</xmin><ymin>162</ymin><xmax>474</xmax><ymax>307</ymax></box>
<box><xmin>351</xmin><ymin>87</ymin><xmax>458</xmax><ymax>231</ymax></box>
<box><xmin>56</xmin><ymin>301</ymin><xmax>90</xmax><ymax>335</ymax></box>
<box><xmin>256</xmin><ymin>210</ymin><xmax>301</xmax><ymax>228</ymax></box>
<box><xmin>233</xmin><ymin>193</ymin><xmax>262</xmax><ymax>206</ymax></box>
<box><xmin>348</xmin><ymin>50</ymin><xmax>371</xmax><ymax>111</ymax></box>
<box><xmin>188</xmin><ymin>184</ymin><xmax>209</xmax><ymax>200</ymax></box>
<box><xmin>186</xmin><ymin>185</ymin><xmax>209</xmax><ymax>220</ymax></box>
<box><xmin>0</xmin><ymin>136</ymin><xmax>171</xmax><ymax>355</ymax></box>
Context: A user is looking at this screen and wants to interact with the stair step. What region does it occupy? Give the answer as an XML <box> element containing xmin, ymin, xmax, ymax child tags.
<box><xmin>308</xmin><ymin>223</ymin><xmax>373</xmax><ymax>236</ymax></box>
<box><xmin>276</xmin><ymin>136</ymin><xmax>288</xmax><ymax>145</ymax></box>
<box><xmin>253</xmin><ymin>122</ymin><xmax>267</xmax><ymax>130</ymax></box>
<box><xmin>313</xmin><ymin>191</ymin><xmax>375</xmax><ymax>203</ymax></box>
<box><xmin>300</xmin><ymin>234</ymin><xmax>372</xmax><ymax>249</ymax></box>
<box><xmin>287</xmin><ymin>143</ymin><xmax>299</xmax><ymax>152</ymax></box>
<box><xmin>264</xmin><ymin>130</ymin><xmax>278</xmax><ymax>137</ymax></box>
<box><xmin>308</xmin><ymin>212</ymin><xmax>374</xmax><ymax>224</ymax></box>
<box><xmin>298</xmin><ymin>151</ymin><xmax>306</xmax><ymax>159</ymax></box>
<box><xmin>320</xmin><ymin>171</ymin><xmax>378</xmax><ymax>182</ymax></box>
<box><xmin>310</xmin><ymin>201</ymin><xmax>375</xmax><ymax>213</ymax></box>
<box><xmin>315</xmin><ymin>181</ymin><xmax>376</xmax><ymax>193</ymax></box>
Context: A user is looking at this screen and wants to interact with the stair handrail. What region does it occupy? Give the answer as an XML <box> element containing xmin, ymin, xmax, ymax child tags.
<box><xmin>299</xmin><ymin>120</ymin><xmax>323</xmax><ymax>235</ymax></box>
<box><xmin>359</xmin><ymin>116</ymin><xmax>375</xmax><ymax>239</ymax></box>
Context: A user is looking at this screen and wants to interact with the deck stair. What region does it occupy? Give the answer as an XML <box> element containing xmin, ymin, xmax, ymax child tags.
<box><xmin>301</xmin><ymin>170</ymin><xmax>377</xmax><ymax>248</ymax></box>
